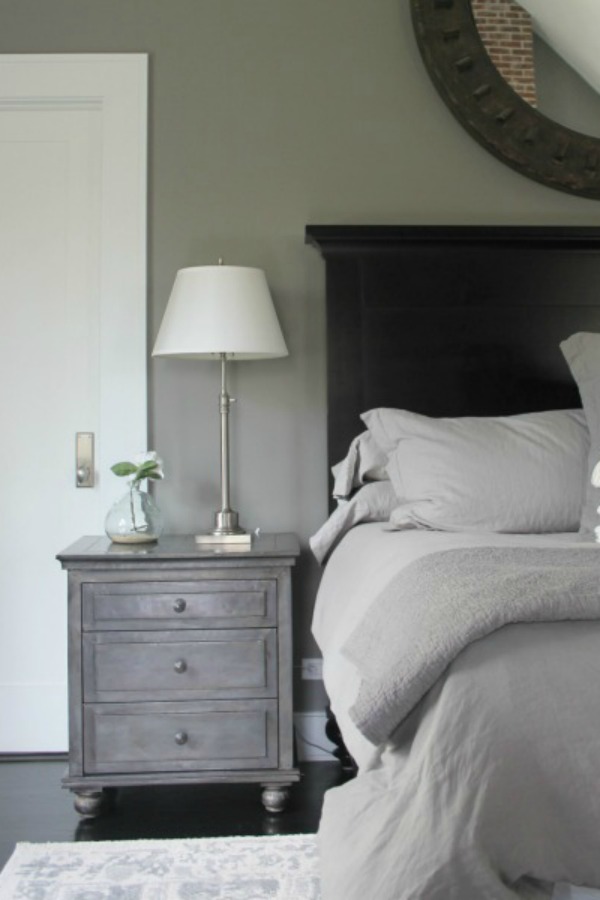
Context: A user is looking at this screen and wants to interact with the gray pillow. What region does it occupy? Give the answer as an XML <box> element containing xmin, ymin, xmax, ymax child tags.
<box><xmin>331</xmin><ymin>430</ymin><xmax>389</xmax><ymax>500</ymax></box>
<box><xmin>362</xmin><ymin>407</ymin><xmax>589</xmax><ymax>534</ymax></box>
<box><xmin>560</xmin><ymin>332</ymin><xmax>600</xmax><ymax>535</ymax></box>
<box><xmin>310</xmin><ymin>481</ymin><xmax>398</xmax><ymax>564</ymax></box>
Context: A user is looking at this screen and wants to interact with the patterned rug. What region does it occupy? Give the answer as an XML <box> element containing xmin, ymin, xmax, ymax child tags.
<box><xmin>0</xmin><ymin>833</ymin><xmax>320</xmax><ymax>899</ymax></box>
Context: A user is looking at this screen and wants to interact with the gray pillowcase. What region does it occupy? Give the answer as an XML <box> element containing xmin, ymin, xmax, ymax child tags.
<box><xmin>331</xmin><ymin>431</ymin><xmax>389</xmax><ymax>500</ymax></box>
<box><xmin>363</xmin><ymin>407</ymin><xmax>589</xmax><ymax>534</ymax></box>
<box><xmin>310</xmin><ymin>481</ymin><xmax>398</xmax><ymax>564</ymax></box>
<box><xmin>560</xmin><ymin>332</ymin><xmax>600</xmax><ymax>535</ymax></box>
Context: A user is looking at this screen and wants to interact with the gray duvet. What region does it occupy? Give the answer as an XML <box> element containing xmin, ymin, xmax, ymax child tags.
<box><xmin>318</xmin><ymin>543</ymin><xmax>600</xmax><ymax>900</ymax></box>
<box><xmin>345</xmin><ymin>546</ymin><xmax>600</xmax><ymax>745</ymax></box>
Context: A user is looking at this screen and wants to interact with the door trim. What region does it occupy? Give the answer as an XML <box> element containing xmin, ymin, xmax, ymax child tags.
<box><xmin>0</xmin><ymin>55</ymin><xmax>148</xmax><ymax>751</ymax></box>
<box><xmin>0</xmin><ymin>53</ymin><xmax>148</xmax><ymax>512</ymax></box>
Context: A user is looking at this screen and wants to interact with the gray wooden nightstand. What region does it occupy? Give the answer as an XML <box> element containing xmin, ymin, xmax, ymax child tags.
<box><xmin>57</xmin><ymin>533</ymin><xmax>300</xmax><ymax>817</ymax></box>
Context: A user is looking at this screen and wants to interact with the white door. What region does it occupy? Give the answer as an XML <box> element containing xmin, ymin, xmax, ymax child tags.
<box><xmin>0</xmin><ymin>55</ymin><xmax>148</xmax><ymax>752</ymax></box>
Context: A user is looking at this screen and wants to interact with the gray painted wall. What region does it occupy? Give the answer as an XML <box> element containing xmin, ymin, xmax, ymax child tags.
<box><xmin>3</xmin><ymin>0</ymin><xmax>599</xmax><ymax>710</ymax></box>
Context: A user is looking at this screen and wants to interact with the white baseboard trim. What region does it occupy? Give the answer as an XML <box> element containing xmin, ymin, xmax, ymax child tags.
<box><xmin>554</xmin><ymin>886</ymin><xmax>600</xmax><ymax>899</ymax></box>
<box><xmin>294</xmin><ymin>711</ymin><xmax>337</xmax><ymax>762</ymax></box>
<box><xmin>0</xmin><ymin>752</ymin><xmax>68</xmax><ymax>762</ymax></box>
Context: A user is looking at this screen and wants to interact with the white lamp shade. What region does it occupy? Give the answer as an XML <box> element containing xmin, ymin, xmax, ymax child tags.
<box><xmin>152</xmin><ymin>266</ymin><xmax>288</xmax><ymax>359</ymax></box>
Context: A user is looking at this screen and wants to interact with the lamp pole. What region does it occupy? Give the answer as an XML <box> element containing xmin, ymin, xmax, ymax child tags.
<box><xmin>212</xmin><ymin>352</ymin><xmax>244</xmax><ymax>536</ymax></box>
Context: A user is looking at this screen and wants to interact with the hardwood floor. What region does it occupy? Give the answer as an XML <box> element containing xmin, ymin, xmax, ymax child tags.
<box><xmin>0</xmin><ymin>758</ymin><xmax>347</xmax><ymax>870</ymax></box>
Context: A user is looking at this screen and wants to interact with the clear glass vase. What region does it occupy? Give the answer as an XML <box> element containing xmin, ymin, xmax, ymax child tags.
<box><xmin>104</xmin><ymin>483</ymin><xmax>163</xmax><ymax>544</ymax></box>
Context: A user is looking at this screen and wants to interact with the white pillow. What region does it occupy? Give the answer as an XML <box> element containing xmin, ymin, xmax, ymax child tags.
<box><xmin>361</xmin><ymin>407</ymin><xmax>589</xmax><ymax>534</ymax></box>
<box><xmin>310</xmin><ymin>481</ymin><xmax>397</xmax><ymax>564</ymax></box>
<box><xmin>560</xmin><ymin>333</ymin><xmax>600</xmax><ymax>536</ymax></box>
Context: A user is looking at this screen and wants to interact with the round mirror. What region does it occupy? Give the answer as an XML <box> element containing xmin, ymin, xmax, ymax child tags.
<box><xmin>470</xmin><ymin>0</ymin><xmax>600</xmax><ymax>140</ymax></box>
<box><xmin>410</xmin><ymin>0</ymin><xmax>600</xmax><ymax>199</ymax></box>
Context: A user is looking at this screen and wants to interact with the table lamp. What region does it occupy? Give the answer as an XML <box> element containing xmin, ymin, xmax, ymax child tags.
<box><xmin>152</xmin><ymin>262</ymin><xmax>288</xmax><ymax>544</ymax></box>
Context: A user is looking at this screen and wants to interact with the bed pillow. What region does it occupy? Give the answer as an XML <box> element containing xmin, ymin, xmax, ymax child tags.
<box><xmin>310</xmin><ymin>481</ymin><xmax>398</xmax><ymax>564</ymax></box>
<box><xmin>560</xmin><ymin>333</ymin><xmax>600</xmax><ymax>536</ymax></box>
<box><xmin>331</xmin><ymin>430</ymin><xmax>389</xmax><ymax>500</ymax></box>
<box><xmin>361</xmin><ymin>407</ymin><xmax>589</xmax><ymax>534</ymax></box>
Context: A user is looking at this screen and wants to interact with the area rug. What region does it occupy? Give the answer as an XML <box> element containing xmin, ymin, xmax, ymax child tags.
<box><xmin>0</xmin><ymin>833</ymin><xmax>320</xmax><ymax>899</ymax></box>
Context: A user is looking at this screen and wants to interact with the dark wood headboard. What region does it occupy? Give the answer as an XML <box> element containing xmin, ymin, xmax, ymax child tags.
<box><xmin>305</xmin><ymin>225</ymin><xmax>600</xmax><ymax>477</ymax></box>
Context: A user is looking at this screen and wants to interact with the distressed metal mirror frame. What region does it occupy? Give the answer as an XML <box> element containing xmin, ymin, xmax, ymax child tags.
<box><xmin>410</xmin><ymin>0</ymin><xmax>600</xmax><ymax>199</ymax></box>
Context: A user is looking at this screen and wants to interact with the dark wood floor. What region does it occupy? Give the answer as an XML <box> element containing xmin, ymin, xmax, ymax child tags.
<box><xmin>0</xmin><ymin>758</ymin><xmax>347</xmax><ymax>870</ymax></box>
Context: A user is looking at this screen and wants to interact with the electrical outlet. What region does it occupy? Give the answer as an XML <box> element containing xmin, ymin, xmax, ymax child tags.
<box><xmin>301</xmin><ymin>658</ymin><xmax>323</xmax><ymax>680</ymax></box>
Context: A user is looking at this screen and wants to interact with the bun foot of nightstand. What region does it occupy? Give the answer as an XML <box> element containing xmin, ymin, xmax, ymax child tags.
<box><xmin>261</xmin><ymin>784</ymin><xmax>291</xmax><ymax>813</ymax></box>
<box><xmin>73</xmin><ymin>789</ymin><xmax>108</xmax><ymax>818</ymax></box>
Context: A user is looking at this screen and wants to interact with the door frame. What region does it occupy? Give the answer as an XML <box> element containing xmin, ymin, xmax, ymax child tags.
<box><xmin>0</xmin><ymin>54</ymin><xmax>148</xmax><ymax>751</ymax></box>
<box><xmin>0</xmin><ymin>53</ymin><xmax>148</xmax><ymax>512</ymax></box>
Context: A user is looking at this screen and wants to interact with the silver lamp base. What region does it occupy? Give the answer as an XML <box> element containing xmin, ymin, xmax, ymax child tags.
<box><xmin>195</xmin><ymin>509</ymin><xmax>251</xmax><ymax>546</ymax></box>
<box><xmin>194</xmin><ymin>354</ymin><xmax>252</xmax><ymax>547</ymax></box>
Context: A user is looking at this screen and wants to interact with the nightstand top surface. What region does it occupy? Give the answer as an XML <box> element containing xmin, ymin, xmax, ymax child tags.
<box><xmin>57</xmin><ymin>533</ymin><xmax>300</xmax><ymax>564</ymax></box>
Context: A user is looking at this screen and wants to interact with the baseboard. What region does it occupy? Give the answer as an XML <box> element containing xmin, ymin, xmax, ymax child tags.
<box><xmin>554</xmin><ymin>886</ymin><xmax>600</xmax><ymax>899</ymax></box>
<box><xmin>0</xmin><ymin>752</ymin><xmax>68</xmax><ymax>763</ymax></box>
<box><xmin>294</xmin><ymin>711</ymin><xmax>337</xmax><ymax>762</ymax></box>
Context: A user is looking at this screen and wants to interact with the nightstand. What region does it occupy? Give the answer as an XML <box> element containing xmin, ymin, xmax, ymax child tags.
<box><xmin>57</xmin><ymin>533</ymin><xmax>300</xmax><ymax>817</ymax></box>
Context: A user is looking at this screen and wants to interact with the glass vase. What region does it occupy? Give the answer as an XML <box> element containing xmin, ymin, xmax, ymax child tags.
<box><xmin>105</xmin><ymin>483</ymin><xmax>163</xmax><ymax>544</ymax></box>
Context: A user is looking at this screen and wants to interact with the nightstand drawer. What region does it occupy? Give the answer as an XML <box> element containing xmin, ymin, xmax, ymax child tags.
<box><xmin>82</xmin><ymin>579</ymin><xmax>276</xmax><ymax>630</ymax></box>
<box><xmin>83</xmin><ymin>629</ymin><xmax>276</xmax><ymax>701</ymax></box>
<box><xmin>83</xmin><ymin>699</ymin><xmax>278</xmax><ymax>773</ymax></box>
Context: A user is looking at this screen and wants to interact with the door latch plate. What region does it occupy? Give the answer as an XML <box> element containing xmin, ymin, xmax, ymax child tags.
<box><xmin>76</xmin><ymin>432</ymin><xmax>94</xmax><ymax>488</ymax></box>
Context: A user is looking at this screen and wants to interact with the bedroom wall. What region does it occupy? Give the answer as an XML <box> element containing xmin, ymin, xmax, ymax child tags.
<box><xmin>2</xmin><ymin>0</ymin><xmax>600</xmax><ymax>713</ymax></box>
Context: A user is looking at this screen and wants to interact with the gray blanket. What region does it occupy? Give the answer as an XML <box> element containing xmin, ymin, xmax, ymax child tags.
<box><xmin>343</xmin><ymin>546</ymin><xmax>600</xmax><ymax>745</ymax></box>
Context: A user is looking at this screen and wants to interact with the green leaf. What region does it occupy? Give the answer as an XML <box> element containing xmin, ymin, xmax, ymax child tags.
<box><xmin>136</xmin><ymin>461</ymin><xmax>160</xmax><ymax>477</ymax></box>
<box><xmin>111</xmin><ymin>461</ymin><xmax>137</xmax><ymax>477</ymax></box>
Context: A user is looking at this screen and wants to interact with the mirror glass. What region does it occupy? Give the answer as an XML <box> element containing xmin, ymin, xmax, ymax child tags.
<box><xmin>471</xmin><ymin>0</ymin><xmax>600</xmax><ymax>139</ymax></box>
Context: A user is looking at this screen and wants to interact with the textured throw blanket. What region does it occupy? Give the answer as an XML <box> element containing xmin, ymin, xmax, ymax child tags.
<box><xmin>344</xmin><ymin>546</ymin><xmax>600</xmax><ymax>745</ymax></box>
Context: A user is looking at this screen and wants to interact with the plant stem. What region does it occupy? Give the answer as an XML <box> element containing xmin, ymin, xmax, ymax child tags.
<box><xmin>129</xmin><ymin>484</ymin><xmax>138</xmax><ymax>532</ymax></box>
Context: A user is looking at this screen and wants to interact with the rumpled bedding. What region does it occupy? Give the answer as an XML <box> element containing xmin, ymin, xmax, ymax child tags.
<box><xmin>313</xmin><ymin>527</ymin><xmax>600</xmax><ymax>900</ymax></box>
<box><xmin>310</xmin><ymin>481</ymin><xmax>397</xmax><ymax>565</ymax></box>
<box><xmin>345</xmin><ymin>545</ymin><xmax>600</xmax><ymax>745</ymax></box>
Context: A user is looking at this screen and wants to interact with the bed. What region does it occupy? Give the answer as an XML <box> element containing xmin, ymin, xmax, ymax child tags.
<box><xmin>305</xmin><ymin>225</ymin><xmax>600</xmax><ymax>900</ymax></box>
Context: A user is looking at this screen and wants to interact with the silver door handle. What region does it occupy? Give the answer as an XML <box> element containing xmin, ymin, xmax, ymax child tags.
<box><xmin>76</xmin><ymin>465</ymin><xmax>90</xmax><ymax>485</ymax></box>
<box><xmin>76</xmin><ymin>433</ymin><xmax>94</xmax><ymax>488</ymax></box>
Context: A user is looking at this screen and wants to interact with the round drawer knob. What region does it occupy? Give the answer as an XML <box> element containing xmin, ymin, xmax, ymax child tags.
<box><xmin>173</xmin><ymin>598</ymin><xmax>186</xmax><ymax>613</ymax></box>
<box><xmin>174</xmin><ymin>731</ymin><xmax>188</xmax><ymax>746</ymax></box>
<box><xmin>173</xmin><ymin>659</ymin><xmax>187</xmax><ymax>674</ymax></box>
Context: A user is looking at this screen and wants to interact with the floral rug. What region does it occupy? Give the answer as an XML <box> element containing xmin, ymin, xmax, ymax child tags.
<box><xmin>0</xmin><ymin>833</ymin><xmax>320</xmax><ymax>899</ymax></box>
